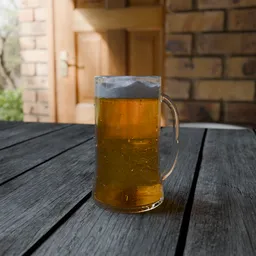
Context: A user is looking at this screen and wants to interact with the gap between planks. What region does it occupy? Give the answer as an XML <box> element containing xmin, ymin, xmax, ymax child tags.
<box><xmin>23</xmin><ymin>192</ymin><xmax>93</xmax><ymax>256</ymax></box>
<box><xmin>0</xmin><ymin>136</ymin><xmax>94</xmax><ymax>187</ymax></box>
<box><xmin>0</xmin><ymin>124</ymin><xmax>73</xmax><ymax>151</ymax></box>
<box><xmin>23</xmin><ymin>128</ymin><xmax>206</xmax><ymax>256</ymax></box>
<box><xmin>174</xmin><ymin>129</ymin><xmax>208</xmax><ymax>256</ymax></box>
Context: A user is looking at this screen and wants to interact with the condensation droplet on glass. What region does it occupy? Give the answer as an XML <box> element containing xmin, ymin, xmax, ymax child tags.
<box><xmin>131</xmin><ymin>169</ymin><xmax>134</xmax><ymax>172</ymax></box>
<box><xmin>128</xmin><ymin>139</ymin><xmax>131</xmax><ymax>143</ymax></box>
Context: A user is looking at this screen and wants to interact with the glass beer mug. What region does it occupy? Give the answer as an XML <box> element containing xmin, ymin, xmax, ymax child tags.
<box><xmin>93</xmin><ymin>76</ymin><xmax>179</xmax><ymax>213</ymax></box>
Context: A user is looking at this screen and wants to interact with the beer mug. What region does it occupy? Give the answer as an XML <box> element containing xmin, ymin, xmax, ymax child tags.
<box><xmin>93</xmin><ymin>76</ymin><xmax>179</xmax><ymax>213</ymax></box>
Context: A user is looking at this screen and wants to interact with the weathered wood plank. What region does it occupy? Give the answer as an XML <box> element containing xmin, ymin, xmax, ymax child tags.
<box><xmin>33</xmin><ymin>129</ymin><xmax>205</xmax><ymax>256</ymax></box>
<box><xmin>0</xmin><ymin>122</ymin><xmax>70</xmax><ymax>150</ymax></box>
<box><xmin>0</xmin><ymin>140</ymin><xmax>95</xmax><ymax>256</ymax></box>
<box><xmin>184</xmin><ymin>129</ymin><xmax>256</xmax><ymax>256</ymax></box>
<box><xmin>0</xmin><ymin>121</ymin><xmax>21</xmax><ymax>131</ymax></box>
<box><xmin>0</xmin><ymin>124</ymin><xmax>94</xmax><ymax>185</ymax></box>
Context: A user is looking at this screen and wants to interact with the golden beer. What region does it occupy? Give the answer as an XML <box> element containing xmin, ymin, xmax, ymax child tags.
<box><xmin>93</xmin><ymin>76</ymin><xmax>179</xmax><ymax>213</ymax></box>
<box><xmin>94</xmin><ymin>98</ymin><xmax>164</xmax><ymax>212</ymax></box>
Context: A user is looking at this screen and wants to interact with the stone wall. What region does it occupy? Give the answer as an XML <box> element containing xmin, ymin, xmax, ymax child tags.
<box><xmin>165</xmin><ymin>0</ymin><xmax>256</xmax><ymax>126</ymax></box>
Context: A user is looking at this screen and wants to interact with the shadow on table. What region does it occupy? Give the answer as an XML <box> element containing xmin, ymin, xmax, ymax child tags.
<box><xmin>143</xmin><ymin>190</ymin><xmax>214</xmax><ymax>216</ymax></box>
<box><xmin>140</xmin><ymin>190</ymin><xmax>188</xmax><ymax>215</ymax></box>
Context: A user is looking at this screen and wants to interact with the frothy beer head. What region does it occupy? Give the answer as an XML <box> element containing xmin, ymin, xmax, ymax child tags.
<box><xmin>95</xmin><ymin>76</ymin><xmax>161</xmax><ymax>99</ymax></box>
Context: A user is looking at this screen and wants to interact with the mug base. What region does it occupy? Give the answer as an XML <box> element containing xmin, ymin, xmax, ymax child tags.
<box><xmin>94</xmin><ymin>196</ymin><xmax>164</xmax><ymax>213</ymax></box>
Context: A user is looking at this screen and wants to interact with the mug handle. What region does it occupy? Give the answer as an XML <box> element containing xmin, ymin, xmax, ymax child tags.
<box><xmin>161</xmin><ymin>94</ymin><xmax>180</xmax><ymax>181</ymax></box>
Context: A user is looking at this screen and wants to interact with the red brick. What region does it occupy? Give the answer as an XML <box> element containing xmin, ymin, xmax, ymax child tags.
<box><xmin>22</xmin><ymin>90</ymin><xmax>36</xmax><ymax>102</ymax></box>
<box><xmin>37</xmin><ymin>90</ymin><xmax>48</xmax><ymax>102</ymax></box>
<box><xmin>198</xmin><ymin>0</ymin><xmax>256</xmax><ymax>9</ymax></box>
<box><xmin>18</xmin><ymin>9</ymin><xmax>34</xmax><ymax>22</ymax></box>
<box><xmin>21</xmin><ymin>50</ymin><xmax>47</xmax><ymax>62</ymax></box>
<box><xmin>21</xmin><ymin>63</ymin><xmax>36</xmax><ymax>76</ymax></box>
<box><xmin>197</xmin><ymin>33</ymin><xmax>256</xmax><ymax>54</ymax></box>
<box><xmin>19</xmin><ymin>22</ymin><xmax>46</xmax><ymax>36</ymax></box>
<box><xmin>164</xmin><ymin>79</ymin><xmax>191</xmax><ymax>99</ymax></box>
<box><xmin>165</xmin><ymin>57</ymin><xmax>222</xmax><ymax>78</ymax></box>
<box><xmin>166</xmin><ymin>0</ymin><xmax>192</xmax><ymax>11</ymax></box>
<box><xmin>165</xmin><ymin>101</ymin><xmax>220</xmax><ymax>122</ymax></box>
<box><xmin>36</xmin><ymin>36</ymin><xmax>47</xmax><ymax>49</ymax></box>
<box><xmin>36</xmin><ymin>63</ymin><xmax>48</xmax><ymax>75</ymax></box>
<box><xmin>225</xmin><ymin>103</ymin><xmax>256</xmax><ymax>125</ymax></box>
<box><xmin>34</xmin><ymin>8</ymin><xmax>46</xmax><ymax>21</ymax></box>
<box><xmin>23</xmin><ymin>115</ymin><xmax>38</xmax><ymax>122</ymax></box>
<box><xmin>229</xmin><ymin>9</ymin><xmax>256</xmax><ymax>31</ymax></box>
<box><xmin>19</xmin><ymin>37</ymin><xmax>35</xmax><ymax>50</ymax></box>
<box><xmin>227</xmin><ymin>57</ymin><xmax>256</xmax><ymax>78</ymax></box>
<box><xmin>165</xmin><ymin>35</ymin><xmax>192</xmax><ymax>55</ymax></box>
<box><xmin>166</xmin><ymin>11</ymin><xmax>224</xmax><ymax>33</ymax></box>
<box><xmin>22</xmin><ymin>77</ymin><xmax>48</xmax><ymax>89</ymax></box>
<box><xmin>194</xmin><ymin>81</ymin><xmax>255</xmax><ymax>101</ymax></box>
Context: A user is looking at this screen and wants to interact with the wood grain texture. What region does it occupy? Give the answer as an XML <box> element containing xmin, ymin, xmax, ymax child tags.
<box><xmin>0</xmin><ymin>140</ymin><xmax>95</xmax><ymax>256</ymax></box>
<box><xmin>129</xmin><ymin>0</ymin><xmax>160</xmax><ymax>5</ymax></box>
<box><xmin>129</xmin><ymin>31</ymin><xmax>161</xmax><ymax>76</ymax></box>
<box><xmin>34</xmin><ymin>129</ymin><xmax>205</xmax><ymax>256</ymax></box>
<box><xmin>77</xmin><ymin>32</ymin><xmax>104</xmax><ymax>102</ymax></box>
<box><xmin>184</xmin><ymin>129</ymin><xmax>256</xmax><ymax>256</ymax></box>
<box><xmin>0</xmin><ymin>124</ymin><xmax>94</xmax><ymax>185</ymax></box>
<box><xmin>72</xmin><ymin>7</ymin><xmax>163</xmax><ymax>32</ymax></box>
<box><xmin>105</xmin><ymin>0</ymin><xmax>127</xmax><ymax>8</ymax></box>
<box><xmin>105</xmin><ymin>30</ymin><xmax>127</xmax><ymax>75</ymax></box>
<box><xmin>0</xmin><ymin>121</ymin><xmax>21</xmax><ymax>131</ymax></box>
<box><xmin>0</xmin><ymin>122</ymin><xmax>70</xmax><ymax>150</ymax></box>
<box><xmin>76</xmin><ymin>0</ymin><xmax>104</xmax><ymax>8</ymax></box>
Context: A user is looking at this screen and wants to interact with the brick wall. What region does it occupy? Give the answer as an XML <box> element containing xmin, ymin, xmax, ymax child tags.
<box><xmin>165</xmin><ymin>0</ymin><xmax>256</xmax><ymax>126</ymax></box>
<box><xmin>19</xmin><ymin>0</ymin><xmax>50</xmax><ymax>123</ymax></box>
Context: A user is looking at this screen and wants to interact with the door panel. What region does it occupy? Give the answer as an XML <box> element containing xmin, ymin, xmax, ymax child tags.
<box><xmin>77</xmin><ymin>32</ymin><xmax>104</xmax><ymax>103</ymax></box>
<box><xmin>54</xmin><ymin>0</ymin><xmax>164</xmax><ymax>124</ymax></box>
<box><xmin>129</xmin><ymin>31</ymin><xmax>161</xmax><ymax>75</ymax></box>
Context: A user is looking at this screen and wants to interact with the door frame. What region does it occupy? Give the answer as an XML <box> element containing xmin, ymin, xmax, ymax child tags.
<box><xmin>47</xmin><ymin>0</ymin><xmax>57</xmax><ymax>122</ymax></box>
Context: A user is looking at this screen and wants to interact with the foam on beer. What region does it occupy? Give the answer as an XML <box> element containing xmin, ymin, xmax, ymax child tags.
<box><xmin>96</xmin><ymin>77</ymin><xmax>160</xmax><ymax>99</ymax></box>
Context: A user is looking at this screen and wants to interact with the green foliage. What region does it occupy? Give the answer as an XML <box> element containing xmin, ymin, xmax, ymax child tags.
<box><xmin>0</xmin><ymin>89</ymin><xmax>23</xmax><ymax>121</ymax></box>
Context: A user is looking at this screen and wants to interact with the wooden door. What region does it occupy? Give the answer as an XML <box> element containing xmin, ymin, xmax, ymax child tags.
<box><xmin>53</xmin><ymin>0</ymin><xmax>164</xmax><ymax>124</ymax></box>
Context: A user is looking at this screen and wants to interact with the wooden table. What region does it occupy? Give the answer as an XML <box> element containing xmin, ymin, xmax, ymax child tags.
<box><xmin>0</xmin><ymin>122</ymin><xmax>256</xmax><ymax>256</ymax></box>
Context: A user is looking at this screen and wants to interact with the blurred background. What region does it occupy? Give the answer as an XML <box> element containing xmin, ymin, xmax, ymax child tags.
<box><xmin>0</xmin><ymin>0</ymin><xmax>255</xmax><ymax>127</ymax></box>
